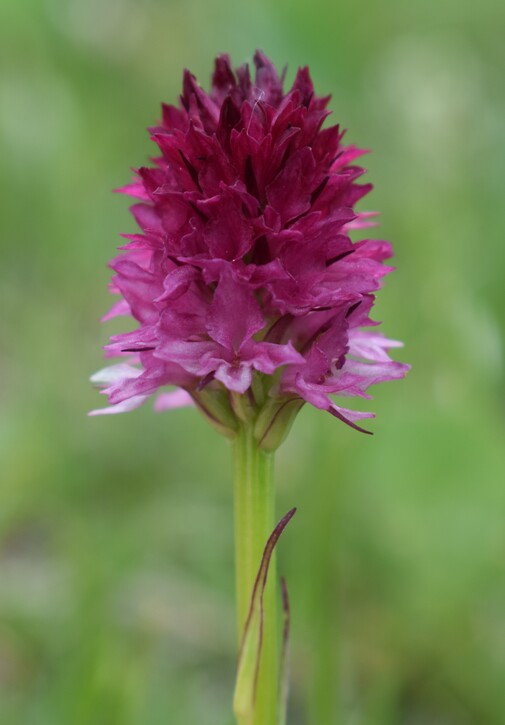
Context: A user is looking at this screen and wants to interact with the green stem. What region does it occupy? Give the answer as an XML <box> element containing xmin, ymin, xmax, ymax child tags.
<box><xmin>233</xmin><ymin>424</ymin><xmax>278</xmax><ymax>725</ymax></box>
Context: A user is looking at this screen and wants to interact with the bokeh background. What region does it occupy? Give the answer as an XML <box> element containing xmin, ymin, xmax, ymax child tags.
<box><xmin>1</xmin><ymin>0</ymin><xmax>505</xmax><ymax>723</ymax></box>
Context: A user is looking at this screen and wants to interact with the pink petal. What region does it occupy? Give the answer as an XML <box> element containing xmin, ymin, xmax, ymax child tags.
<box><xmin>206</xmin><ymin>271</ymin><xmax>264</xmax><ymax>352</ymax></box>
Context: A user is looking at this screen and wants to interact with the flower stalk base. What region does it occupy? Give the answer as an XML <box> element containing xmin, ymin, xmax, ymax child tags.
<box><xmin>232</xmin><ymin>425</ymin><xmax>278</xmax><ymax>725</ymax></box>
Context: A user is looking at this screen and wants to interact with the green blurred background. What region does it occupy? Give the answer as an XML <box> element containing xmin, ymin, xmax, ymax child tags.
<box><xmin>1</xmin><ymin>0</ymin><xmax>505</xmax><ymax>723</ymax></box>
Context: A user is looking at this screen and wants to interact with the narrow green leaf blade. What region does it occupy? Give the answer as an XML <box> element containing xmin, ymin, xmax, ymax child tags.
<box><xmin>233</xmin><ymin>508</ymin><xmax>296</xmax><ymax>722</ymax></box>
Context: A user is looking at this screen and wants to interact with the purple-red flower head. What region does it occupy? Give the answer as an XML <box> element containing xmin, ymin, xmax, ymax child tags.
<box><xmin>91</xmin><ymin>51</ymin><xmax>409</xmax><ymax>446</ymax></box>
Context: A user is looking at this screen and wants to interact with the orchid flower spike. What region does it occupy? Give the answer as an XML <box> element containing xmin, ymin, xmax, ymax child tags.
<box><xmin>91</xmin><ymin>51</ymin><xmax>409</xmax><ymax>449</ymax></box>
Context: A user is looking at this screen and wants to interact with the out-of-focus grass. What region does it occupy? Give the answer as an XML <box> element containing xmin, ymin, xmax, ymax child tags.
<box><xmin>1</xmin><ymin>0</ymin><xmax>505</xmax><ymax>723</ymax></box>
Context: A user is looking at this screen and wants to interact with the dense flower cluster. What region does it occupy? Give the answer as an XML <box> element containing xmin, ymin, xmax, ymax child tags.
<box><xmin>91</xmin><ymin>51</ymin><xmax>408</xmax><ymax>446</ymax></box>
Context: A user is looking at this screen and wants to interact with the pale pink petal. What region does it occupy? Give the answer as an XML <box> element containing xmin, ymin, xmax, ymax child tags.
<box><xmin>349</xmin><ymin>330</ymin><xmax>404</xmax><ymax>363</ymax></box>
<box><xmin>89</xmin><ymin>395</ymin><xmax>147</xmax><ymax>416</ymax></box>
<box><xmin>90</xmin><ymin>363</ymin><xmax>141</xmax><ymax>386</ymax></box>
<box><xmin>154</xmin><ymin>389</ymin><xmax>194</xmax><ymax>411</ymax></box>
<box><xmin>214</xmin><ymin>361</ymin><xmax>253</xmax><ymax>393</ymax></box>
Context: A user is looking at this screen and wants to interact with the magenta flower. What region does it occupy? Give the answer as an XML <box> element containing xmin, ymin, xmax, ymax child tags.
<box><xmin>91</xmin><ymin>51</ymin><xmax>409</xmax><ymax>444</ymax></box>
